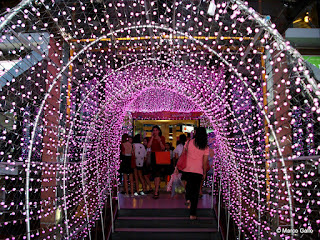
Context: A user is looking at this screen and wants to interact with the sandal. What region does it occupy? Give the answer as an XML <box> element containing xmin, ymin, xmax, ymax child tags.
<box><xmin>153</xmin><ymin>192</ymin><xmax>159</xmax><ymax>199</ymax></box>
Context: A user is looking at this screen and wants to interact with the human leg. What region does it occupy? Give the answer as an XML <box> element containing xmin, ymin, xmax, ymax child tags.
<box><xmin>123</xmin><ymin>174</ymin><xmax>129</xmax><ymax>195</ymax></box>
<box><xmin>133</xmin><ymin>168</ymin><xmax>139</xmax><ymax>194</ymax></box>
<box><xmin>138</xmin><ymin>169</ymin><xmax>147</xmax><ymax>192</ymax></box>
<box><xmin>143</xmin><ymin>175</ymin><xmax>152</xmax><ymax>192</ymax></box>
<box><xmin>153</xmin><ymin>176</ymin><xmax>160</xmax><ymax>198</ymax></box>
<box><xmin>187</xmin><ymin>173</ymin><xmax>203</xmax><ymax>218</ymax></box>
<box><xmin>129</xmin><ymin>173</ymin><xmax>134</xmax><ymax>196</ymax></box>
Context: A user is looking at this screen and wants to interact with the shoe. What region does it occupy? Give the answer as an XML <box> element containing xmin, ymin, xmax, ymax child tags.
<box><xmin>146</xmin><ymin>189</ymin><xmax>153</xmax><ymax>194</ymax></box>
<box><xmin>139</xmin><ymin>191</ymin><xmax>145</xmax><ymax>196</ymax></box>
<box><xmin>123</xmin><ymin>194</ymin><xmax>130</xmax><ymax>198</ymax></box>
<box><xmin>133</xmin><ymin>192</ymin><xmax>139</xmax><ymax>197</ymax></box>
<box><xmin>153</xmin><ymin>192</ymin><xmax>159</xmax><ymax>199</ymax></box>
<box><xmin>185</xmin><ymin>200</ymin><xmax>191</xmax><ymax>209</ymax></box>
<box><xmin>190</xmin><ymin>215</ymin><xmax>197</xmax><ymax>220</ymax></box>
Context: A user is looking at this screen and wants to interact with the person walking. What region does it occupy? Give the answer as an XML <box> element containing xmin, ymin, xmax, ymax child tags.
<box><xmin>132</xmin><ymin>134</ymin><xmax>147</xmax><ymax>196</ymax></box>
<box><xmin>118</xmin><ymin>134</ymin><xmax>134</xmax><ymax>197</ymax></box>
<box><xmin>180</xmin><ymin>127</ymin><xmax>209</xmax><ymax>220</ymax></box>
<box><xmin>173</xmin><ymin>134</ymin><xmax>187</xmax><ymax>166</ymax></box>
<box><xmin>147</xmin><ymin>125</ymin><xmax>165</xmax><ymax>199</ymax></box>
<box><xmin>142</xmin><ymin>137</ymin><xmax>153</xmax><ymax>193</ymax></box>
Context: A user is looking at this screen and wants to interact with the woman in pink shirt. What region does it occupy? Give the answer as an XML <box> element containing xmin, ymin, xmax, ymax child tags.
<box><xmin>181</xmin><ymin>127</ymin><xmax>209</xmax><ymax>220</ymax></box>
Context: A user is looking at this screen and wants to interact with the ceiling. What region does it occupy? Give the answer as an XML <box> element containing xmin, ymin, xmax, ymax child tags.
<box><xmin>1</xmin><ymin>0</ymin><xmax>318</xmax><ymax>35</ymax></box>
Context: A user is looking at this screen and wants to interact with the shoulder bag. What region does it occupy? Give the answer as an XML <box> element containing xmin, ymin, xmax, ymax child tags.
<box><xmin>176</xmin><ymin>140</ymin><xmax>190</xmax><ymax>171</ymax></box>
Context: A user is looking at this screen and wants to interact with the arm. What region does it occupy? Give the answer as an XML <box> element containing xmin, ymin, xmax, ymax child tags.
<box><xmin>120</xmin><ymin>143</ymin><xmax>124</xmax><ymax>154</ymax></box>
<box><xmin>209</xmin><ymin>148</ymin><xmax>214</xmax><ymax>158</ymax></box>
<box><xmin>132</xmin><ymin>145</ymin><xmax>135</xmax><ymax>156</ymax></box>
<box><xmin>147</xmin><ymin>136</ymin><xmax>154</xmax><ymax>148</ymax></box>
<box><xmin>203</xmin><ymin>155</ymin><xmax>209</xmax><ymax>178</ymax></box>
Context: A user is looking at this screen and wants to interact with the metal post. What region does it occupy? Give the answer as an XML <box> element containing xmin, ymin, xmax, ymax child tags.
<box><xmin>80</xmin><ymin>153</ymin><xmax>92</xmax><ymax>240</ymax></box>
<box><xmin>96</xmin><ymin>134</ymin><xmax>105</xmax><ymax>240</ymax></box>
<box><xmin>100</xmin><ymin>210</ymin><xmax>106</xmax><ymax>240</ymax></box>
<box><xmin>211</xmin><ymin>161</ymin><xmax>216</xmax><ymax>210</ymax></box>
<box><xmin>117</xmin><ymin>180</ymin><xmax>120</xmax><ymax>211</ymax></box>
<box><xmin>62</xmin><ymin>145</ymin><xmax>70</xmax><ymax>238</ymax></box>
<box><xmin>217</xmin><ymin>178</ymin><xmax>222</xmax><ymax>232</ymax></box>
<box><xmin>110</xmin><ymin>189</ymin><xmax>114</xmax><ymax>233</ymax></box>
<box><xmin>226</xmin><ymin>181</ymin><xmax>231</xmax><ymax>240</ymax></box>
<box><xmin>106</xmin><ymin>140</ymin><xmax>115</xmax><ymax>233</ymax></box>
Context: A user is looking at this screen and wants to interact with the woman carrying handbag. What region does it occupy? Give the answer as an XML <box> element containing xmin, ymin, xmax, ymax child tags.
<box><xmin>147</xmin><ymin>125</ymin><xmax>166</xmax><ymax>199</ymax></box>
<box><xmin>177</xmin><ymin>127</ymin><xmax>209</xmax><ymax>220</ymax></box>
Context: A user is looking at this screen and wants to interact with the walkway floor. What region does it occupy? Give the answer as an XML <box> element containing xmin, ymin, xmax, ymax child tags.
<box><xmin>118</xmin><ymin>189</ymin><xmax>216</xmax><ymax>209</ymax></box>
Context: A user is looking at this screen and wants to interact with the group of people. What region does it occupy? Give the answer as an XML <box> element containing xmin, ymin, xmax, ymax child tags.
<box><xmin>119</xmin><ymin>125</ymin><xmax>209</xmax><ymax>220</ymax></box>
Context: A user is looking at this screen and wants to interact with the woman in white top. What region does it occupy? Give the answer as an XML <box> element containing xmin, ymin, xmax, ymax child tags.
<box><xmin>173</xmin><ymin>134</ymin><xmax>187</xmax><ymax>166</ymax></box>
<box><xmin>132</xmin><ymin>134</ymin><xmax>147</xmax><ymax>195</ymax></box>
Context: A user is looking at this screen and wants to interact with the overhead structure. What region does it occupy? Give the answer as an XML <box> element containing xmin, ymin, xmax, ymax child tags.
<box><xmin>0</xmin><ymin>0</ymin><xmax>319</xmax><ymax>239</ymax></box>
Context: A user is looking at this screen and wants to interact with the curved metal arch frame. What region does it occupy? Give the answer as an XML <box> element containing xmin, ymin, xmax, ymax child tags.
<box><xmin>231</xmin><ymin>0</ymin><xmax>319</xmax><ymax>99</ymax></box>
<box><xmin>20</xmin><ymin>14</ymin><xmax>314</xmax><ymax>236</ymax></box>
<box><xmin>0</xmin><ymin>0</ymin><xmax>33</xmax><ymax>32</ymax></box>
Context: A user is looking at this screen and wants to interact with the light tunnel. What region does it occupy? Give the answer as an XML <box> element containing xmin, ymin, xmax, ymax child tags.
<box><xmin>0</xmin><ymin>0</ymin><xmax>319</xmax><ymax>239</ymax></box>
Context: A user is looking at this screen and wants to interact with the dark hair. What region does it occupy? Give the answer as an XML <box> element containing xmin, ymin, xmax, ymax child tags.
<box><xmin>152</xmin><ymin>125</ymin><xmax>162</xmax><ymax>136</ymax></box>
<box><xmin>194</xmin><ymin>127</ymin><xmax>208</xmax><ymax>150</ymax></box>
<box><xmin>179</xmin><ymin>134</ymin><xmax>187</xmax><ymax>145</ymax></box>
<box><xmin>121</xmin><ymin>133</ymin><xmax>129</xmax><ymax>143</ymax></box>
<box><xmin>133</xmin><ymin>134</ymin><xmax>141</xmax><ymax>143</ymax></box>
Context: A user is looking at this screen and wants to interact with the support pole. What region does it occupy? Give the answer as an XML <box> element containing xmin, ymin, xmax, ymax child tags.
<box><xmin>100</xmin><ymin>210</ymin><xmax>106</xmax><ymax>240</ymax></box>
<box><xmin>107</xmin><ymin>140</ymin><xmax>114</xmax><ymax>233</ymax></box>
<box><xmin>217</xmin><ymin>178</ymin><xmax>222</xmax><ymax>232</ymax></box>
<box><xmin>211</xmin><ymin>161</ymin><xmax>216</xmax><ymax>210</ymax></box>
<box><xmin>226</xmin><ymin>181</ymin><xmax>231</xmax><ymax>240</ymax></box>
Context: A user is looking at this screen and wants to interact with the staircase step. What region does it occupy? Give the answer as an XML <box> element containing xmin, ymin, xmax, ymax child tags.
<box><xmin>115</xmin><ymin>218</ymin><xmax>217</xmax><ymax>229</ymax></box>
<box><xmin>116</xmin><ymin>227</ymin><xmax>217</xmax><ymax>232</ymax></box>
<box><xmin>112</xmin><ymin>208</ymin><xmax>221</xmax><ymax>240</ymax></box>
<box><xmin>118</xmin><ymin>208</ymin><xmax>215</xmax><ymax>217</ymax></box>
<box><xmin>118</xmin><ymin>216</ymin><xmax>215</xmax><ymax>220</ymax></box>
<box><xmin>111</xmin><ymin>231</ymin><xmax>221</xmax><ymax>240</ymax></box>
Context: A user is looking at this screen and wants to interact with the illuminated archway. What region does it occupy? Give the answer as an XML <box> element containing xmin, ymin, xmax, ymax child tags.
<box><xmin>0</xmin><ymin>1</ymin><xmax>319</xmax><ymax>240</ymax></box>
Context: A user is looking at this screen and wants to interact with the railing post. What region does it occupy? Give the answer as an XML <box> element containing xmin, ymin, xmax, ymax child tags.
<box><xmin>211</xmin><ymin>161</ymin><xmax>216</xmax><ymax>210</ymax></box>
<box><xmin>217</xmin><ymin>178</ymin><xmax>221</xmax><ymax>232</ymax></box>
<box><xmin>226</xmin><ymin>181</ymin><xmax>231</xmax><ymax>240</ymax></box>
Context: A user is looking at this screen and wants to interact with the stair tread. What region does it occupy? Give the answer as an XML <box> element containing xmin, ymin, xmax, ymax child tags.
<box><xmin>112</xmin><ymin>231</ymin><xmax>222</xmax><ymax>240</ymax></box>
<box><xmin>115</xmin><ymin>227</ymin><xmax>218</xmax><ymax>232</ymax></box>
<box><xmin>118</xmin><ymin>208</ymin><xmax>215</xmax><ymax>217</ymax></box>
<box><xmin>116</xmin><ymin>218</ymin><xmax>217</xmax><ymax>228</ymax></box>
<box><xmin>118</xmin><ymin>216</ymin><xmax>215</xmax><ymax>220</ymax></box>
<box><xmin>112</xmin><ymin>208</ymin><xmax>221</xmax><ymax>240</ymax></box>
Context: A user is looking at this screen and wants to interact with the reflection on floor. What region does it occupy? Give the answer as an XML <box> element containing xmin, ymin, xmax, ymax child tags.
<box><xmin>118</xmin><ymin>189</ymin><xmax>216</xmax><ymax>209</ymax></box>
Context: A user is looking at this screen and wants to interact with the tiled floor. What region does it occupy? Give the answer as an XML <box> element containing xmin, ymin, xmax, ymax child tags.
<box><xmin>118</xmin><ymin>189</ymin><xmax>216</xmax><ymax>209</ymax></box>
